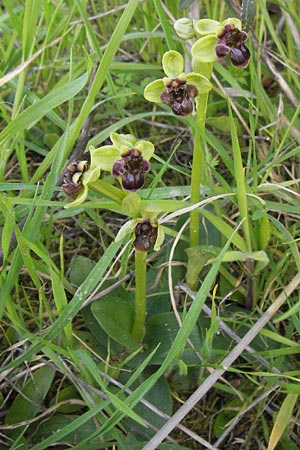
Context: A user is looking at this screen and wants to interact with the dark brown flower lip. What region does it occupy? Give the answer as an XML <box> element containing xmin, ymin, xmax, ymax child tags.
<box><xmin>215</xmin><ymin>25</ymin><xmax>250</xmax><ymax>68</ymax></box>
<box><xmin>133</xmin><ymin>221</ymin><xmax>158</xmax><ymax>252</ymax></box>
<box><xmin>112</xmin><ymin>149</ymin><xmax>151</xmax><ymax>192</ymax></box>
<box><xmin>160</xmin><ymin>78</ymin><xmax>198</xmax><ymax>117</ymax></box>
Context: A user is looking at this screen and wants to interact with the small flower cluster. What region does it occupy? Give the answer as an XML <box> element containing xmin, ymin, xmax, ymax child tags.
<box><xmin>175</xmin><ymin>17</ymin><xmax>251</xmax><ymax>68</ymax></box>
<box><xmin>62</xmin><ymin>132</ymin><xmax>155</xmax><ymax>207</ymax></box>
<box><xmin>62</xmin><ymin>15</ymin><xmax>251</xmax><ymax>254</ymax></box>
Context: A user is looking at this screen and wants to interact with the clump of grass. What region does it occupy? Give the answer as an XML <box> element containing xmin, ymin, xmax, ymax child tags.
<box><xmin>0</xmin><ymin>1</ymin><xmax>300</xmax><ymax>450</ymax></box>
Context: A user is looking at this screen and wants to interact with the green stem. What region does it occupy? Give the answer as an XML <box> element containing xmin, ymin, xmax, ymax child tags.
<box><xmin>189</xmin><ymin>93</ymin><xmax>209</xmax><ymax>248</ymax></box>
<box><xmin>89</xmin><ymin>179</ymin><xmax>127</xmax><ymax>204</ymax></box>
<box><xmin>189</xmin><ymin>62</ymin><xmax>213</xmax><ymax>249</ymax></box>
<box><xmin>131</xmin><ymin>251</ymin><xmax>147</xmax><ymax>342</ymax></box>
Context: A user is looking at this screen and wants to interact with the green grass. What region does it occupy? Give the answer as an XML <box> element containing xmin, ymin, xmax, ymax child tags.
<box><xmin>1</xmin><ymin>1</ymin><xmax>300</xmax><ymax>449</ymax></box>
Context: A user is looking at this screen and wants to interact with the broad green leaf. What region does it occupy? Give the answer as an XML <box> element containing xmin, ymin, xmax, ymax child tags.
<box><xmin>91</xmin><ymin>288</ymin><xmax>139</xmax><ymax>350</ymax></box>
<box><xmin>222</xmin><ymin>250</ymin><xmax>269</xmax><ymax>273</ymax></box>
<box><xmin>5</xmin><ymin>366</ymin><xmax>56</xmax><ymax>434</ymax></box>
<box><xmin>69</xmin><ymin>255</ymin><xmax>96</xmax><ymax>287</ymax></box>
<box><xmin>186</xmin><ymin>245</ymin><xmax>218</xmax><ymax>290</ymax></box>
<box><xmin>143</xmin><ymin>312</ymin><xmax>202</xmax><ymax>365</ymax></box>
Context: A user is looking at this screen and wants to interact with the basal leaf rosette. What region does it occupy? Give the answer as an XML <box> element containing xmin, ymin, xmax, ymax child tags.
<box><xmin>144</xmin><ymin>50</ymin><xmax>212</xmax><ymax>117</ymax></box>
<box><xmin>192</xmin><ymin>18</ymin><xmax>250</xmax><ymax>68</ymax></box>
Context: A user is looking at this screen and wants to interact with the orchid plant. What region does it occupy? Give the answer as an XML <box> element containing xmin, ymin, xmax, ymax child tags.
<box><xmin>63</xmin><ymin>10</ymin><xmax>252</xmax><ymax>342</ymax></box>
<box><xmin>143</xmin><ymin>16</ymin><xmax>251</xmax><ymax>287</ymax></box>
<box><xmin>63</xmin><ymin>132</ymin><xmax>162</xmax><ymax>342</ymax></box>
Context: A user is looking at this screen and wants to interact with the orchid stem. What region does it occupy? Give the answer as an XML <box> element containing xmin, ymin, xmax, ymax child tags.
<box><xmin>189</xmin><ymin>91</ymin><xmax>209</xmax><ymax>248</ymax></box>
<box><xmin>89</xmin><ymin>179</ymin><xmax>127</xmax><ymax>204</ymax></box>
<box><xmin>189</xmin><ymin>62</ymin><xmax>213</xmax><ymax>249</ymax></box>
<box><xmin>131</xmin><ymin>251</ymin><xmax>147</xmax><ymax>342</ymax></box>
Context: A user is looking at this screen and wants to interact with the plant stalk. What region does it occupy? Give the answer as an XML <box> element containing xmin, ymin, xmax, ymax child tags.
<box><xmin>189</xmin><ymin>62</ymin><xmax>213</xmax><ymax>248</ymax></box>
<box><xmin>189</xmin><ymin>93</ymin><xmax>209</xmax><ymax>247</ymax></box>
<box><xmin>131</xmin><ymin>251</ymin><xmax>147</xmax><ymax>342</ymax></box>
<box><xmin>89</xmin><ymin>179</ymin><xmax>127</xmax><ymax>204</ymax></box>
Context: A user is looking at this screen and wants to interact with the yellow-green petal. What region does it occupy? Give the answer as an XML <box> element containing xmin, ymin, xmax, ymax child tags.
<box><xmin>194</xmin><ymin>19</ymin><xmax>221</xmax><ymax>35</ymax></box>
<box><xmin>186</xmin><ymin>73</ymin><xmax>213</xmax><ymax>94</ymax></box>
<box><xmin>192</xmin><ymin>35</ymin><xmax>218</xmax><ymax>63</ymax></box>
<box><xmin>144</xmin><ymin>79</ymin><xmax>165</xmax><ymax>103</ymax></box>
<box><xmin>162</xmin><ymin>50</ymin><xmax>184</xmax><ymax>78</ymax></box>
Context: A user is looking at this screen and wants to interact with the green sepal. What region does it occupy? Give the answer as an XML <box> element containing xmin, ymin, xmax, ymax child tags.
<box><xmin>90</xmin><ymin>145</ymin><xmax>120</xmax><ymax>172</ymax></box>
<box><xmin>64</xmin><ymin>185</ymin><xmax>88</xmax><ymax>209</ymax></box>
<box><xmin>115</xmin><ymin>218</ymin><xmax>137</xmax><ymax>242</ymax></box>
<box><xmin>162</xmin><ymin>50</ymin><xmax>184</xmax><ymax>78</ymax></box>
<box><xmin>192</xmin><ymin>35</ymin><xmax>218</xmax><ymax>63</ymax></box>
<box><xmin>144</xmin><ymin>79</ymin><xmax>165</xmax><ymax>103</ymax></box>
<box><xmin>186</xmin><ymin>73</ymin><xmax>213</xmax><ymax>94</ymax></box>
<box><xmin>154</xmin><ymin>224</ymin><xmax>165</xmax><ymax>251</ymax></box>
<box><xmin>110</xmin><ymin>132</ymin><xmax>136</xmax><ymax>148</ymax></box>
<box><xmin>82</xmin><ymin>166</ymin><xmax>100</xmax><ymax>185</ymax></box>
<box><xmin>194</xmin><ymin>19</ymin><xmax>221</xmax><ymax>35</ymax></box>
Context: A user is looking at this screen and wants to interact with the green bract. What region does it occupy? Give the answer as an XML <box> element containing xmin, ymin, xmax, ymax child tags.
<box><xmin>144</xmin><ymin>50</ymin><xmax>212</xmax><ymax>105</ymax></box>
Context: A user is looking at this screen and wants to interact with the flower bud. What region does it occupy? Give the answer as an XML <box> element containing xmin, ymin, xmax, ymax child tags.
<box><xmin>174</xmin><ymin>18</ymin><xmax>196</xmax><ymax>40</ymax></box>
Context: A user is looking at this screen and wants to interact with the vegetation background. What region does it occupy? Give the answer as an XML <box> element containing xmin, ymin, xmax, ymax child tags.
<box><xmin>0</xmin><ymin>0</ymin><xmax>299</xmax><ymax>449</ymax></box>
